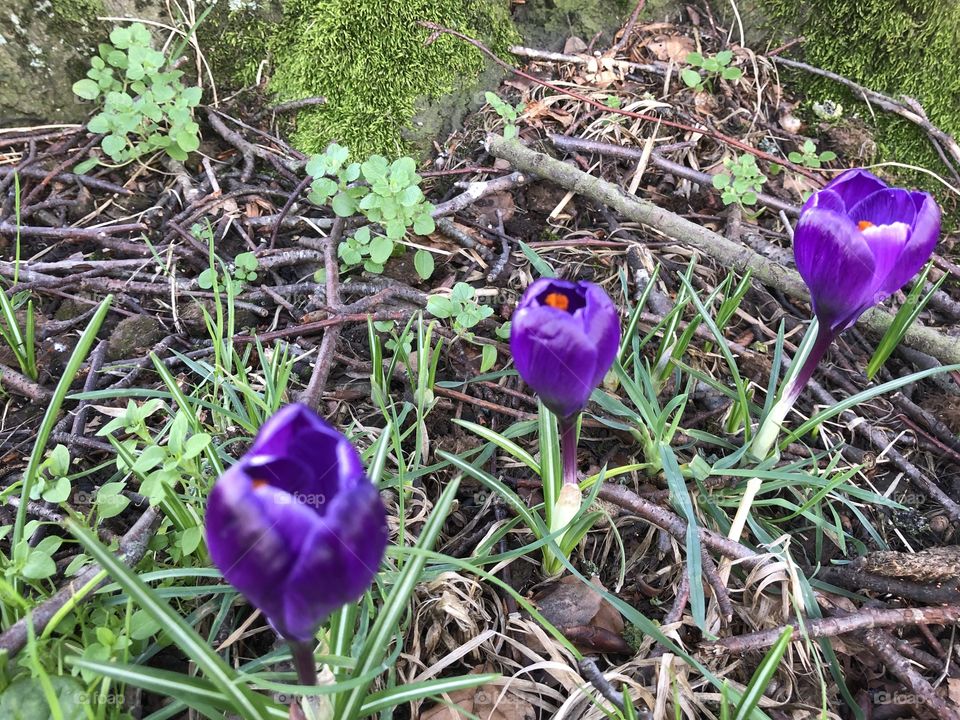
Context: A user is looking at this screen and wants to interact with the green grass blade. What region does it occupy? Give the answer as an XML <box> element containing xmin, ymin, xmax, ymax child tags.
<box><xmin>337</xmin><ymin>479</ymin><xmax>461</xmax><ymax>720</ymax></box>
<box><xmin>360</xmin><ymin>673</ymin><xmax>500</xmax><ymax>715</ymax></box>
<box><xmin>13</xmin><ymin>295</ymin><xmax>112</xmax><ymax>551</ymax></box>
<box><xmin>453</xmin><ymin>418</ymin><xmax>540</xmax><ymax>474</ymax></box>
<box><xmin>65</xmin><ymin>520</ymin><xmax>270</xmax><ymax>720</ymax></box>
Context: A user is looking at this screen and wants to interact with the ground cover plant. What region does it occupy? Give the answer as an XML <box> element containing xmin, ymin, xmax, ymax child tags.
<box><xmin>3</xmin><ymin>3</ymin><xmax>960</xmax><ymax>720</ymax></box>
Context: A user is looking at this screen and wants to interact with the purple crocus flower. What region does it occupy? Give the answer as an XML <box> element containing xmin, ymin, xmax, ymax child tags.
<box><xmin>510</xmin><ymin>278</ymin><xmax>620</xmax><ymax>420</ymax></box>
<box><xmin>205</xmin><ymin>404</ymin><xmax>387</xmax><ymax>642</ymax></box>
<box><xmin>788</xmin><ymin>168</ymin><xmax>940</xmax><ymax>400</ymax></box>
<box><xmin>749</xmin><ymin>168</ymin><xmax>940</xmax><ymax>462</ymax></box>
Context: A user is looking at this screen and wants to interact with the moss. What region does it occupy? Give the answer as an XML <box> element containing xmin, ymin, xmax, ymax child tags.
<box><xmin>756</xmin><ymin>0</ymin><xmax>960</xmax><ymax>212</ymax></box>
<box><xmin>198</xmin><ymin>2</ymin><xmax>280</xmax><ymax>89</ymax></box>
<box><xmin>267</xmin><ymin>0</ymin><xmax>519</xmax><ymax>157</ymax></box>
<box><xmin>512</xmin><ymin>0</ymin><xmax>632</xmax><ymax>51</ymax></box>
<box><xmin>49</xmin><ymin>0</ymin><xmax>104</xmax><ymax>27</ymax></box>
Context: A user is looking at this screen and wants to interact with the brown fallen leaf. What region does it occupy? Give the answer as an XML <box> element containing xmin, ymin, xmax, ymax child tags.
<box><xmin>420</xmin><ymin>666</ymin><xmax>535</xmax><ymax>720</ymax></box>
<box><xmin>533</xmin><ymin>576</ymin><xmax>631</xmax><ymax>654</ymax></box>
<box><xmin>642</xmin><ymin>34</ymin><xmax>695</xmax><ymax>64</ymax></box>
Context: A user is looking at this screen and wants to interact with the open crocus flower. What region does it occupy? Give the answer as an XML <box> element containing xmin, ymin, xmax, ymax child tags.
<box><xmin>510</xmin><ymin>278</ymin><xmax>620</xmax><ymax>420</ymax></box>
<box><xmin>205</xmin><ymin>404</ymin><xmax>387</xmax><ymax>642</ymax></box>
<box><xmin>749</xmin><ymin>168</ymin><xmax>939</xmax><ymax>460</ymax></box>
<box><xmin>796</xmin><ymin>168</ymin><xmax>940</xmax><ymax>339</ymax></box>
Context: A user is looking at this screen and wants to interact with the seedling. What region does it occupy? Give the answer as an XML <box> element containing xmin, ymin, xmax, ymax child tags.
<box><xmin>485</xmin><ymin>91</ymin><xmax>525</xmax><ymax>140</ymax></box>
<box><xmin>681</xmin><ymin>50</ymin><xmax>743</xmax><ymax>90</ymax></box>
<box><xmin>788</xmin><ymin>139</ymin><xmax>837</xmax><ymax>169</ymax></box>
<box><xmin>712</xmin><ymin>154</ymin><xmax>767</xmax><ymax>206</ymax></box>
<box><xmin>72</xmin><ymin>23</ymin><xmax>202</xmax><ymax>165</ymax></box>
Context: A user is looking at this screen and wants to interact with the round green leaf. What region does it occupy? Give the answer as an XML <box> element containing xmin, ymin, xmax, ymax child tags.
<box><xmin>414</xmin><ymin>249</ymin><xmax>434</xmax><ymax>280</ymax></box>
<box><xmin>369</xmin><ymin>236</ymin><xmax>394</xmax><ymax>264</ymax></box>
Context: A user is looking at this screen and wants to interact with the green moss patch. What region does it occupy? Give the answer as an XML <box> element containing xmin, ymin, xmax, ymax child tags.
<box><xmin>758</xmin><ymin>0</ymin><xmax>960</xmax><ymax>206</ymax></box>
<box><xmin>266</xmin><ymin>0</ymin><xmax>518</xmax><ymax>157</ymax></box>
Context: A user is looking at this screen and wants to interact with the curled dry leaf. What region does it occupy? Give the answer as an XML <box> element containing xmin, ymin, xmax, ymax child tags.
<box><xmin>420</xmin><ymin>665</ymin><xmax>535</xmax><ymax>720</ymax></box>
<box><xmin>641</xmin><ymin>34</ymin><xmax>695</xmax><ymax>64</ymax></box>
<box><xmin>532</xmin><ymin>575</ymin><xmax>631</xmax><ymax>654</ymax></box>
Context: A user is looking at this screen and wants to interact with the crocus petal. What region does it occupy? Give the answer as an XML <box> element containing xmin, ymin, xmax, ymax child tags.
<box><xmin>859</xmin><ymin>222</ymin><xmax>911</xmax><ymax>302</ymax></box>
<box><xmin>579</xmin><ymin>282</ymin><xmax>621</xmax><ymax>388</ymax></box>
<box><xmin>803</xmin><ymin>188</ymin><xmax>846</xmax><ymax>215</ymax></box>
<box><xmin>511</xmin><ymin>305</ymin><xmax>597</xmax><ymax>418</ymax></box>
<box><xmin>793</xmin><ymin>207</ymin><xmax>878</xmax><ymax>332</ymax></box>
<box><xmin>802</xmin><ymin>168</ymin><xmax>888</xmax><ymax>215</ymax></box>
<box><xmin>206</xmin><ymin>466</ymin><xmax>320</xmax><ymax>629</ymax></box>
<box><xmin>877</xmin><ymin>192</ymin><xmax>940</xmax><ymax>296</ymax></box>
<box><xmin>245</xmin><ymin>404</ymin><xmax>366</xmax><ymax>508</ymax></box>
<box><xmin>280</xmin><ymin>482</ymin><xmax>387</xmax><ymax>640</ymax></box>
<box><xmin>848</xmin><ymin>187</ymin><xmax>917</xmax><ymax>228</ymax></box>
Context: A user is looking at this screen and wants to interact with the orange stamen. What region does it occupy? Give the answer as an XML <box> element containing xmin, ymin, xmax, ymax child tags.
<box><xmin>858</xmin><ymin>220</ymin><xmax>874</xmax><ymax>231</ymax></box>
<box><xmin>544</xmin><ymin>292</ymin><xmax>570</xmax><ymax>311</ymax></box>
<box><xmin>252</xmin><ymin>479</ymin><xmax>269</xmax><ymax>489</ymax></box>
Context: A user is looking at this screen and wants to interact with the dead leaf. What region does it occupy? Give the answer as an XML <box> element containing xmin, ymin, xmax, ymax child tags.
<box><xmin>420</xmin><ymin>666</ymin><xmax>535</xmax><ymax>720</ymax></box>
<box><xmin>947</xmin><ymin>678</ymin><xmax>960</xmax><ymax>705</ymax></box>
<box><xmin>643</xmin><ymin>35</ymin><xmax>694</xmax><ymax>64</ymax></box>
<box><xmin>564</xmin><ymin>36</ymin><xmax>587</xmax><ymax>54</ymax></box>
<box><xmin>533</xmin><ymin>576</ymin><xmax>630</xmax><ymax>654</ymax></box>
<box><xmin>473</xmin><ymin>191</ymin><xmax>515</xmax><ymax>226</ymax></box>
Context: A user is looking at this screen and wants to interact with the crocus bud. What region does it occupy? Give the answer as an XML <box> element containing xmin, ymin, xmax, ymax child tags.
<box><xmin>510</xmin><ymin>278</ymin><xmax>620</xmax><ymax>419</ymax></box>
<box><xmin>205</xmin><ymin>404</ymin><xmax>388</xmax><ymax>642</ymax></box>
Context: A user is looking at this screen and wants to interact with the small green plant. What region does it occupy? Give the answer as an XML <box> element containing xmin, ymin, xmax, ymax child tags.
<box><xmin>788</xmin><ymin>139</ymin><xmax>837</xmax><ymax>169</ymax></box>
<box><xmin>681</xmin><ymin>50</ymin><xmax>743</xmax><ymax>90</ymax></box>
<box><xmin>485</xmin><ymin>91</ymin><xmax>525</xmax><ymax>140</ymax></box>
<box><xmin>306</xmin><ymin>144</ymin><xmax>436</xmax><ymax>273</ymax></box>
<box><xmin>426</xmin><ymin>282</ymin><xmax>494</xmax><ymax>336</ymax></box>
<box><xmin>72</xmin><ymin>23</ymin><xmax>202</xmax><ymax>165</ymax></box>
<box><xmin>712</xmin><ymin>154</ymin><xmax>767</xmax><ymax>206</ymax></box>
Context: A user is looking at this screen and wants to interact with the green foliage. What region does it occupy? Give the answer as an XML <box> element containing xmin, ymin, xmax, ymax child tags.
<box><xmin>759</xmin><ymin>0</ymin><xmax>960</xmax><ymax>205</ymax></box>
<box><xmin>681</xmin><ymin>50</ymin><xmax>743</xmax><ymax>90</ymax></box>
<box><xmin>268</xmin><ymin>0</ymin><xmax>518</xmax><ymax>156</ymax></box>
<box><xmin>485</xmin><ymin>91</ymin><xmax>525</xmax><ymax>140</ymax></box>
<box><xmin>72</xmin><ymin>23</ymin><xmax>202</xmax><ymax>165</ymax></box>
<box><xmin>712</xmin><ymin>154</ymin><xmax>767</xmax><ymax>206</ymax></box>
<box><xmin>425</xmin><ymin>282</ymin><xmax>494</xmax><ymax>334</ymax></box>
<box><xmin>788</xmin><ymin>139</ymin><xmax>837</xmax><ymax>169</ymax></box>
<box><xmin>306</xmin><ymin>143</ymin><xmax>436</xmax><ymax>273</ymax></box>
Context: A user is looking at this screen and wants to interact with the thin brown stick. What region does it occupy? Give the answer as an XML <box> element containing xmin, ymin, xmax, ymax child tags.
<box><xmin>422</xmin><ymin>22</ymin><xmax>821</xmax><ymax>180</ymax></box>
<box><xmin>861</xmin><ymin>628</ymin><xmax>960</xmax><ymax>720</ymax></box>
<box><xmin>608</xmin><ymin>0</ymin><xmax>646</xmax><ymax>55</ymax></box>
<box><xmin>0</xmin><ymin>364</ymin><xmax>52</xmax><ymax>401</ymax></box>
<box><xmin>548</xmin><ymin>133</ymin><xmax>800</xmax><ymax>216</ymax></box>
<box><xmin>703</xmin><ymin>605</ymin><xmax>960</xmax><ymax>654</ymax></box>
<box><xmin>299</xmin><ymin>217</ymin><xmax>344</xmax><ymax>409</ymax></box>
<box><xmin>598</xmin><ymin>482</ymin><xmax>761</xmax><ymax>566</ymax></box>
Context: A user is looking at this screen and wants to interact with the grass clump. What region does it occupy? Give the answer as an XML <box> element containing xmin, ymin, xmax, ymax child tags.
<box><xmin>267</xmin><ymin>0</ymin><xmax>518</xmax><ymax>157</ymax></box>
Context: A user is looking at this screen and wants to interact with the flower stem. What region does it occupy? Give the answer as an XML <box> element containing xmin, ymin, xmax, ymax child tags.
<box><xmin>290</xmin><ymin>640</ymin><xmax>319</xmax><ymax>688</ymax></box>
<box><xmin>749</xmin><ymin>324</ymin><xmax>835</xmax><ymax>461</ymax></box>
<box><xmin>559</xmin><ymin>414</ymin><xmax>579</xmax><ymax>487</ymax></box>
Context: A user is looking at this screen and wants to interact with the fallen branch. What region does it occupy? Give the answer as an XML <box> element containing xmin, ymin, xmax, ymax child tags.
<box><xmin>861</xmin><ymin>628</ymin><xmax>960</xmax><ymax>720</ymax></box>
<box><xmin>486</xmin><ymin>135</ymin><xmax>960</xmax><ymax>365</ymax></box>
<box><xmin>702</xmin><ymin>604</ymin><xmax>960</xmax><ymax>654</ymax></box>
